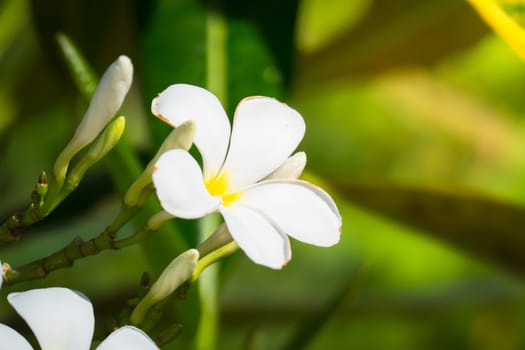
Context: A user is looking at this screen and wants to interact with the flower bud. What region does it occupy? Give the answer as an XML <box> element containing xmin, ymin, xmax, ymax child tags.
<box><xmin>197</xmin><ymin>223</ymin><xmax>233</xmax><ymax>258</ymax></box>
<box><xmin>150</xmin><ymin>249</ymin><xmax>199</xmax><ymax>301</ymax></box>
<box><xmin>31</xmin><ymin>171</ymin><xmax>48</xmax><ymax>208</ymax></box>
<box><xmin>54</xmin><ymin>55</ymin><xmax>133</xmax><ymax>181</ymax></box>
<box><xmin>67</xmin><ymin>116</ymin><xmax>126</xmax><ymax>187</ymax></box>
<box><xmin>265</xmin><ymin>152</ymin><xmax>306</xmax><ymax>180</ymax></box>
<box><xmin>130</xmin><ymin>249</ymin><xmax>199</xmax><ymax>325</ymax></box>
<box><xmin>124</xmin><ymin>121</ymin><xmax>196</xmax><ymax>207</ymax></box>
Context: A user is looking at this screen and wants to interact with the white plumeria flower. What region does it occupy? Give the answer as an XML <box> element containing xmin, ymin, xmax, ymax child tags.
<box><xmin>151</xmin><ymin>84</ymin><xmax>342</xmax><ymax>269</ymax></box>
<box><xmin>0</xmin><ymin>287</ymin><xmax>159</xmax><ymax>350</ymax></box>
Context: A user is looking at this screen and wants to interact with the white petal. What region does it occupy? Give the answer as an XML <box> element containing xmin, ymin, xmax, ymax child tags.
<box><xmin>220</xmin><ymin>205</ymin><xmax>291</xmax><ymax>269</ymax></box>
<box><xmin>8</xmin><ymin>288</ymin><xmax>94</xmax><ymax>350</ymax></box>
<box><xmin>264</xmin><ymin>152</ymin><xmax>307</xmax><ymax>180</ymax></box>
<box><xmin>151</xmin><ymin>84</ymin><xmax>231</xmax><ymax>179</ymax></box>
<box><xmin>220</xmin><ymin>97</ymin><xmax>305</xmax><ymax>191</ymax></box>
<box><xmin>239</xmin><ymin>180</ymin><xmax>341</xmax><ymax>247</ymax></box>
<box><xmin>153</xmin><ymin>149</ymin><xmax>221</xmax><ymax>219</ymax></box>
<box><xmin>96</xmin><ymin>326</ymin><xmax>159</xmax><ymax>350</ymax></box>
<box><xmin>73</xmin><ymin>55</ymin><xmax>133</xmax><ymax>149</ymax></box>
<box><xmin>0</xmin><ymin>324</ymin><xmax>33</xmax><ymax>350</ymax></box>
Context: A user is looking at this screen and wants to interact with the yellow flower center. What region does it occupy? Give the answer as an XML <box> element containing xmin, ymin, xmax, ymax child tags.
<box><xmin>205</xmin><ymin>172</ymin><xmax>240</xmax><ymax>207</ymax></box>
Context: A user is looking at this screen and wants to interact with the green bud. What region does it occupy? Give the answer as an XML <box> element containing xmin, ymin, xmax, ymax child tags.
<box><xmin>38</xmin><ymin>171</ymin><xmax>48</xmax><ymax>186</ymax></box>
<box><xmin>197</xmin><ymin>223</ymin><xmax>233</xmax><ymax>258</ymax></box>
<box><xmin>31</xmin><ymin>171</ymin><xmax>48</xmax><ymax>208</ymax></box>
<box><xmin>155</xmin><ymin>324</ymin><xmax>184</xmax><ymax>345</ymax></box>
<box><xmin>151</xmin><ymin>248</ymin><xmax>199</xmax><ymax>301</ymax></box>
<box><xmin>155</xmin><ymin>120</ymin><xmax>196</xmax><ymax>155</ymax></box>
<box><xmin>130</xmin><ymin>249</ymin><xmax>199</xmax><ymax>326</ymax></box>
<box><xmin>54</xmin><ymin>55</ymin><xmax>133</xmax><ymax>181</ymax></box>
<box><xmin>146</xmin><ymin>211</ymin><xmax>175</xmax><ymax>231</ymax></box>
<box><xmin>124</xmin><ymin>120</ymin><xmax>195</xmax><ymax>207</ymax></box>
<box><xmin>67</xmin><ymin>116</ymin><xmax>126</xmax><ymax>187</ymax></box>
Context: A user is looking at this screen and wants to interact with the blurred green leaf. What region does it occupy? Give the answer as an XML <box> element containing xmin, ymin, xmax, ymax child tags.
<box><xmin>221</xmin><ymin>0</ymin><xmax>298</xmax><ymax>109</ymax></box>
<box><xmin>468</xmin><ymin>0</ymin><xmax>525</xmax><ymax>64</ymax></box>
<box><xmin>437</xmin><ymin>35</ymin><xmax>525</xmax><ymax>118</ymax></box>
<box><xmin>140</xmin><ymin>0</ymin><xmax>298</xmax><ymax>147</ymax></box>
<box><xmin>29</xmin><ymin>0</ymin><xmax>138</xmax><ymax>70</ymax></box>
<box><xmin>0</xmin><ymin>0</ymin><xmax>29</xmax><ymax>59</ymax></box>
<box><xmin>55</xmin><ymin>32</ymin><xmax>97</xmax><ymax>97</ymax></box>
<box><xmin>296</xmin><ymin>0</ymin><xmax>372</xmax><ymax>53</ymax></box>
<box><xmin>294</xmin><ymin>70</ymin><xmax>525</xmax><ymax>202</ymax></box>
<box><xmin>295</xmin><ymin>0</ymin><xmax>488</xmax><ymax>89</ymax></box>
<box><xmin>140</xmin><ymin>0</ymin><xmax>208</xmax><ymax>148</ymax></box>
<box><xmin>338</xmin><ymin>183</ymin><xmax>525</xmax><ymax>276</ymax></box>
<box><xmin>0</xmin><ymin>85</ymin><xmax>16</xmax><ymax>135</ymax></box>
<box><xmin>500</xmin><ymin>0</ymin><xmax>525</xmax><ymax>26</ymax></box>
<box><xmin>281</xmin><ymin>265</ymin><xmax>364</xmax><ymax>350</ymax></box>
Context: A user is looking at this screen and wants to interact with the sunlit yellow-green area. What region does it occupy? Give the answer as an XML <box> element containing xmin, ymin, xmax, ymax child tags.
<box><xmin>2</xmin><ymin>0</ymin><xmax>525</xmax><ymax>349</ymax></box>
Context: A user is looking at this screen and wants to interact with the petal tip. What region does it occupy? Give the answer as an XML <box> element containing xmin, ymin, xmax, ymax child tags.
<box><xmin>281</xmin><ymin>259</ymin><xmax>291</xmax><ymax>269</ymax></box>
<box><xmin>155</xmin><ymin>112</ymin><xmax>174</xmax><ymax>127</ymax></box>
<box><xmin>116</xmin><ymin>54</ymin><xmax>132</xmax><ymax>66</ymax></box>
<box><xmin>150</xmin><ymin>95</ymin><xmax>172</xmax><ymax>125</ymax></box>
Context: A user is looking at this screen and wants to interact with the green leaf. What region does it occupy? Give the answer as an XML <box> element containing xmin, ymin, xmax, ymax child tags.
<box><xmin>140</xmin><ymin>0</ymin><xmax>208</xmax><ymax>148</ymax></box>
<box><xmin>55</xmin><ymin>32</ymin><xmax>97</xmax><ymax>98</ymax></box>
<box><xmin>295</xmin><ymin>0</ymin><xmax>488</xmax><ymax>88</ymax></box>
<box><xmin>338</xmin><ymin>183</ymin><xmax>525</xmax><ymax>276</ymax></box>
<box><xmin>468</xmin><ymin>0</ymin><xmax>525</xmax><ymax>63</ymax></box>
<box><xmin>294</xmin><ymin>71</ymin><xmax>525</xmax><ymax>199</ymax></box>
<box><xmin>0</xmin><ymin>0</ymin><xmax>30</xmax><ymax>61</ymax></box>
<box><xmin>281</xmin><ymin>265</ymin><xmax>365</xmax><ymax>350</ymax></box>
<box><xmin>140</xmin><ymin>0</ymin><xmax>298</xmax><ymax>128</ymax></box>
<box><xmin>221</xmin><ymin>0</ymin><xmax>299</xmax><ymax>109</ymax></box>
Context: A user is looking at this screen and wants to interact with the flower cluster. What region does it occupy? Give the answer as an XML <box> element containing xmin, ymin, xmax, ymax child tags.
<box><xmin>1</xmin><ymin>72</ymin><xmax>343</xmax><ymax>348</ymax></box>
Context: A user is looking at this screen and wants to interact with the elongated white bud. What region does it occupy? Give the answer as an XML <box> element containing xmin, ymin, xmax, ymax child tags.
<box><xmin>54</xmin><ymin>55</ymin><xmax>133</xmax><ymax>181</ymax></box>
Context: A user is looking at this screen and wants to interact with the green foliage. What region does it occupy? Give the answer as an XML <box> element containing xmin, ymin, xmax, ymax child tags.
<box><xmin>339</xmin><ymin>183</ymin><xmax>525</xmax><ymax>276</ymax></box>
<box><xmin>2</xmin><ymin>0</ymin><xmax>525</xmax><ymax>349</ymax></box>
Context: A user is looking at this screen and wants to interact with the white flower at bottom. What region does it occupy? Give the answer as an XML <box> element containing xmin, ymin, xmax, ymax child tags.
<box><xmin>152</xmin><ymin>84</ymin><xmax>342</xmax><ymax>269</ymax></box>
<box><xmin>0</xmin><ymin>287</ymin><xmax>159</xmax><ymax>350</ymax></box>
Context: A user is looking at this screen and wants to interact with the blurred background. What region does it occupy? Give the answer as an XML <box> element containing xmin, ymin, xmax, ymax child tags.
<box><xmin>2</xmin><ymin>0</ymin><xmax>525</xmax><ymax>349</ymax></box>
